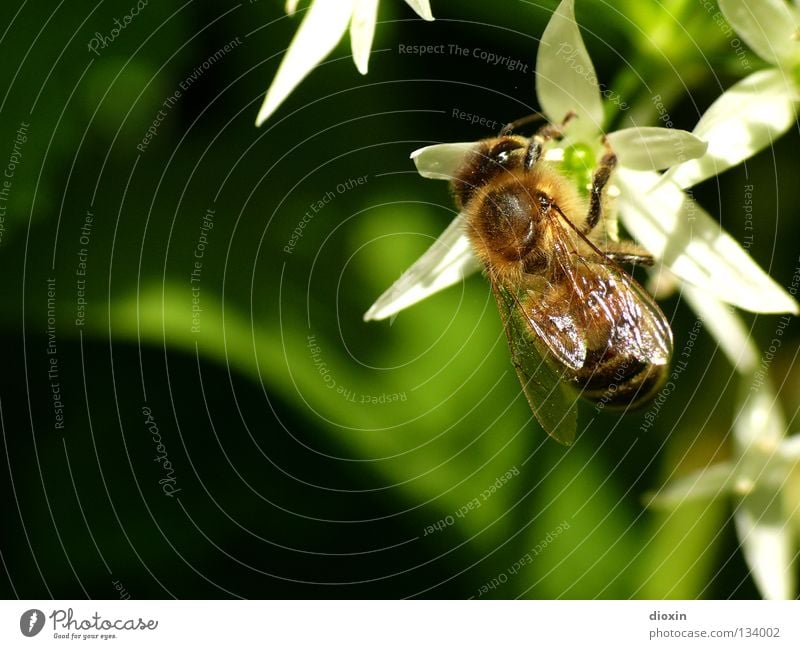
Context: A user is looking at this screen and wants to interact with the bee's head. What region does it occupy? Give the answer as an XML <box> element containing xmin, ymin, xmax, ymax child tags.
<box><xmin>451</xmin><ymin>136</ymin><xmax>527</xmax><ymax>209</ymax></box>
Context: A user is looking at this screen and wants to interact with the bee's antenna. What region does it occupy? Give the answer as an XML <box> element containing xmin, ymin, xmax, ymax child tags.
<box><xmin>499</xmin><ymin>112</ymin><xmax>547</xmax><ymax>136</ymax></box>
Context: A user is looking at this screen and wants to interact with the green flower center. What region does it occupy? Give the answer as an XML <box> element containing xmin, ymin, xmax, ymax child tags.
<box><xmin>560</xmin><ymin>143</ymin><xmax>596</xmax><ymax>195</ymax></box>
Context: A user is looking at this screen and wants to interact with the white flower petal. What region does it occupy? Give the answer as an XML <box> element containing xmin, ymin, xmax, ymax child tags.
<box><xmin>411</xmin><ymin>142</ymin><xmax>476</xmax><ymax>180</ymax></box>
<box><xmin>286</xmin><ymin>0</ymin><xmax>300</xmax><ymax>14</ymax></box>
<box><xmin>363</xmin><ymin>214</ymin><xmax>481</xmax><ymax>321</ymax></box>
<box><xmin>732</xmin><ymin>373</ymin><xmax>797</xmax><ymax>599</ymax></box>
<box><xmin>734</xmin><ymin>488</ymin><xmax>796</xmax><ymax>599</ymax></box>
<box><xmin>256</xmin><ymin>0</ymin><xmax>357</xmax><ymax>126</ymax></box>
<box><xmin>617</xmin><ymin>168</ymin><xmax>800</xmax><ymax>315</ymax></box>
<box><xmin>734</xmin><ymin>375</ymin><xmax>786</xmax><ymax>450</ymax></box>
<box><xmin>350</xmin><ymin>0</ymin><xmax>379</xmax><ymax>74</ymax></box>
<box><xmin>682</xmin><ymin>286</ymin><xmax>759</xmax><ymax>374</ymax></box>
<box><xmin>607</xmin><ymin>127</ymin><xmax>707</xmax><ymax>171</ymax></box>
<box><xmin>662</xmin><ymin>69</ymin><xmax>797</xmax><ymax>189</ymax></box>
<box><xmin>535</xmin><ymin>0</ymin><xmax>604</xmax><ymax>138</ymax></box>
<box><xmin>718</xmin><ymin>0</ymin><xmax>799</xmax><ymax>67</ymax></box>
<box><xmin>404</xmin><ymin>0</ymin><xmax>434</xmax><ymax>21</ymax></box>
<box><xmin>645</xmin><ymin>463</ymin><xmax>735</xmax><ymax>508</ymax></box>
<box><xmin>779</xmin><ymin>434</ymin><xmax>800</xmax><ymax>459</ymax></box>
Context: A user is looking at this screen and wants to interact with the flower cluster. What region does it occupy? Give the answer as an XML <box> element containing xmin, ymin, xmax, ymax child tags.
<box><xmin>260</xmin><ymin>0</ymin><xmax>800</xmax><ymax>599</ymax></box>
<box><xmin>362</xmin><ymin>0</ymin><xmax>799</xmax><ymax>599</ymax></box>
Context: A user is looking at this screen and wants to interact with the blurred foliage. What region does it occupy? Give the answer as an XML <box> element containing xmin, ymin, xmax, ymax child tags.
<box><xmin>0</xmin><ymin>0</ymin><xmax>797</xmax><ymax>599</ymax></box>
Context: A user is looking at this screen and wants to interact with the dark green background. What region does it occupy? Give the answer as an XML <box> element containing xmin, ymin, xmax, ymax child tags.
<box><xmin>0</xmin><ymin>0</ymin><xmax>797</xmax><ymax>599</ymax></box>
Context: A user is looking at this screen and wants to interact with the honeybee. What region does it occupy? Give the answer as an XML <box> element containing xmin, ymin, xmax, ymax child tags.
<box><xmin>455</xmin><ymin>113</ymin><xmax>672</xmax><ymax>445</ymax></box>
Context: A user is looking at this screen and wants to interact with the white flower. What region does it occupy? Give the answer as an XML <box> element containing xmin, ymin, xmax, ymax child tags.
<box><xmin>662</xmin><ymin>0</ymin><xmax>800</xmax><ymax>188</ymax></box>
<box><xmin>364</xmin><ymin>0</ymin><xmax>800</xmax><ymax>598</ymax></box>
<box><xmin>364</xmin><ymin>0</ymin><xmax>798</xmax><ymax>322</ymax></box>
<box><xmin>256</xmin><ymin>0</ymin><xmax>434</xmax><ymax>126</ymax></box>
<box><xmin>361</xmin><ymin>0</ymin><xmax>800</xmax><ymax>598</ymax></box>
<box><xmin>615</xmin><ymin>168</ymin><xmax>798</xmax><ymax>314</ymax></box>
<box><xmin>647</xmin><ymin>369</ymin><xmax>800</xmax><ymax>599</ymax></box>
<box><xmin>637</xmin><ymin>4</ymin><xmax>800</xmax><ymax>597</ymax></box>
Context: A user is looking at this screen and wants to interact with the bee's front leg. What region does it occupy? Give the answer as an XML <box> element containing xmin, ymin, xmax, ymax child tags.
<box><xmin>523</xmin><ymin>111</ymin><xmax>577</xmax><ymax>171</ymax></box>
<box><xmin>585</xmin><ymin>143</ymin><xmax>617</xmax><ymax>234</ymax></box>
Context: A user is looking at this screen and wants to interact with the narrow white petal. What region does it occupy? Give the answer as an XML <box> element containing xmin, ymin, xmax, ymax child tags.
<box><xmin>718</xmin><ymin>0</ymin><xmax>799</xmax><ymax>66</ymax></box>
<box><xmin>682</xmin><ymin>286</ymin><xmax>759</xmax><ymax>374</ymax></box>
<box><xmin>734</xmin><ymin>375</ymin><xmax>786</xmax><ymax>450</ymax></box>
<box><xmin>256</xmin><ymin>0</ymin><xmax>357</xmax><ymax>126</ymax></box>
<box><xmin>733</xmin><ymin>378</ymin><xmax>797</xmax><ymax>599</ymax></box>
<box><xmin>363</xmin><ymin>214</ymin><xmax>481</xmax><ymax>321</ymax></box>
<box><xmin>607</xmin><ymin>127</ymin><xmax>707</xmax><ymax>171</ymax></box>
<box><xmin>535</xmin><ymin>0</ymin><xmax>604</xmax><ymax>138</ymax></box>
<box><xmin>404</xmin><ymin>0</ymin><xmax>434</xmax><ymax>21</ymax></box>
<box><xmin>617</xmin><ymin>169</ymin><xmax>800</xmax><ymax>315</ymax></box>
<box><xmin>645</xmin><ymin>463</ymin><xmax>735</xmax><ymax>508</ymax></box>
<box><xmin>663</xmin><ymin>69</ymin><xmax>797</xmax><ymax>189</ymax></box>
<box><xmin>286</xmin><ymin>0</ymin><xmax>300</xmax><ymax>14</ymax></box>
<box><xmin>734</xmin><ymin>489</ymin><xmax>796</xmax><ymax>599</ymax></box>
<box><xmin>779</xmin><ymin>434</ymin><xmax>800</xmax><ymax>459</ymax></box>
<box><xmin>350</xmin><ymin>0</ymin><xmax>379</xmax><ymax>74</ymax></box>
<box><xmin>411</xmin><ymin>142</ymin><xmax>476</xmax><ymax>180</ymax></box>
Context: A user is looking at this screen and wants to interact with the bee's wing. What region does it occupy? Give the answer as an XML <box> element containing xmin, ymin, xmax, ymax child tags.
<box><xmin>490</xmin><ymin>219</ymin><xmax>672</xmax><ymax>445</ymax></box>
<box><xmin>492</xmin><ymin>280</ymin><xmax>579</xmax><ymax>446</ymax></box>
<box><xmin>585</xmin><ymin>260</ymin><xmax>673</xmax><ymax>367</ymax></box>
<box><xmin>532</xmin><ymin>258</ymin><xmax>672</xmax><ymax>370</ymax></box>
<box><xmin>543</xmin><ymin>208</ymin><xmax>673</xmax><ymax>373</ymax></box>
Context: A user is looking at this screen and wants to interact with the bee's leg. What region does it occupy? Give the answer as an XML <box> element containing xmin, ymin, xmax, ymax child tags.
<box><xmin>499</xmin><ymin>112</ymin><xmax>547</xmax><ymax>136</ymax></box>
<box><xmin>585</xmin><ymin>148</ymin><xmax>618</xmax><ymax>234</ymax></box>
<box><xmin>603</xmin><ymin>252</ymin><xmax>654</xmax><ymax>266</ymax></box>
<box><xmin>596</xmin><ymin>241</ymin><xmax>653</xmax><ymax>266</ymax></box>
<box><xmin>523</xmin><ymin>111</ymin><xmax>577</xmax><ymax>171</ymax></box>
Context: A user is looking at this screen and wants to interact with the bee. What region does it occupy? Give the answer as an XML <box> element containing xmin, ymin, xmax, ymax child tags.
<box><xmin>454</xmin><ymin>113</ymin><xmax>673</xmax><ymax>445</ymax></box>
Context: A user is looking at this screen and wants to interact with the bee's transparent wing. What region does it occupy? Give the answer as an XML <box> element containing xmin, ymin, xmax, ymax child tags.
<box><xmin>493</xmin><ymin>282</ymin><xmax>578</xmax><ymax>445</ymax></box>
